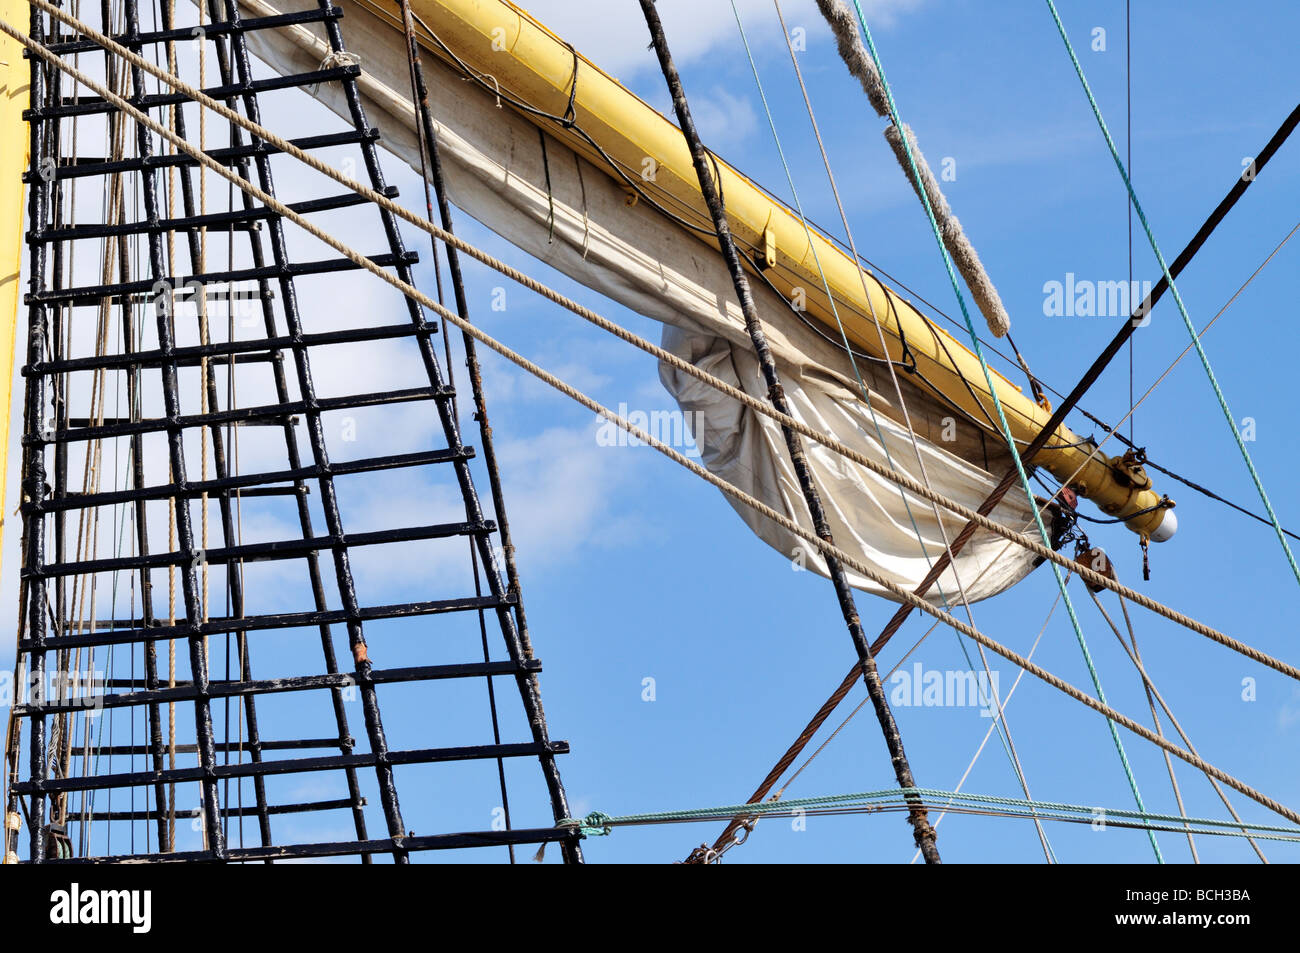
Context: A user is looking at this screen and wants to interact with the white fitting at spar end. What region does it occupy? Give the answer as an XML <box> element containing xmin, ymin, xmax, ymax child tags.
<box><xmin>1149</xmin><ymin>507</ymin><xmax>1178</xmax><ymax>543</ymax></box>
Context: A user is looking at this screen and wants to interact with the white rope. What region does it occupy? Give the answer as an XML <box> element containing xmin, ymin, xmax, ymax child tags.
<box><xmin>15</xmin><ymin>0</ymin><xmax>1280</xmax><ymax>684</ymax></box>
<box><xmin>750</xmin><ymin>0</ymin><xmax>1046</xmax><ymax>859</ymax></box>
<box><xmin>910</xmin><ymin>581</ymin><xmax>1066</xmax><ymax>863</ymax></box>
<box><xmin>815</xmin><ymin>0</ymin><xmax>1010</xmax><ymax>337</ymax></box>
<box><xmin>8</xmin><ymin>3</ymin><xmax>1299</xmax><ymax>832</ymax></box>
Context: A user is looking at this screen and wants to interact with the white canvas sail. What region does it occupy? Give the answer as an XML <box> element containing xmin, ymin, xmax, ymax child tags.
<box><xmin>233</xmin><ymin>0</ymin><xmax>1044</xmax><ymax>604</ymax></box>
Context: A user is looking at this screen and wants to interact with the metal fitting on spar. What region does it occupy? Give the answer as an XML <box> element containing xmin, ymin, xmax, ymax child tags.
<box><xmin>1036</xmin><ymin>442</ymin><xmax>1178</xmax><ymax>541</ymax></box>
<box><xmin>395</xmin><ymin>0</ymin><xmax>1179</xmax><ymax>544</ymax></box>
<box><xmin>1110</xmin><ymin>447</ymin><xmax>1178</xmax><ymax>541</ymax></box>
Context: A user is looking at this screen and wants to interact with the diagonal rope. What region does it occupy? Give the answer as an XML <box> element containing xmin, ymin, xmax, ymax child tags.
<box><xmin>845</xmin><ymin>0</ymin><xmax>1160</xmax><ymax>860</ymax></box>
<box><xmin>11</xmin><ymin>14</ymin><xmax>1298</xmax><ymax>834</ymax></box>
<box><xmin>1043</xmin><ymin>0</ymin><xmax>1300</xmax><ymax>589</ymax></box>
<box><xmin>7</xmin><ymin>14</ymin><xmax>1300</xmax><ymax>852</ymax></box>
<box><xmin>736</xmin><ymin>0</ymin><xmax>1051</xmax><ymax>861</ymax></box>
<box><xmin>21</xmin><ymin>0</ymin><xmax>1297</xmax><ymax>688</ymax></box>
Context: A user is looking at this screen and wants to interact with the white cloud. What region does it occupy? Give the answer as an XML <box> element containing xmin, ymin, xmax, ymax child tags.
<box><xmin>519</xmin><ymin>0</ymin><xmax>925</xmax><ymax>80</ymax></box>
<box><xmin>1281</xmin><ymin>688</ymin><xmax>1300</xmax><ymax>732</ymax></box>
<box><xmin>335</xmin><ymin>414</ymin><xmax>655</xmax><ymax>602</ymax></box>
<box><xmin>491</xmin><ymin>423</ymin><xmax>646</xmax><ymax>564</ymax></box>
<box><xmin>689</xmin><ymin>86</ymin><xmax>759</xmax><ymax>145</ymax></box>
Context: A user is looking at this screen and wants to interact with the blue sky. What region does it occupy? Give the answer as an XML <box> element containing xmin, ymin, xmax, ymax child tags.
<box><xmin>4</xmin><ymin>0</ymin><xmax>1299</xmax><ymax>863</ymax></box>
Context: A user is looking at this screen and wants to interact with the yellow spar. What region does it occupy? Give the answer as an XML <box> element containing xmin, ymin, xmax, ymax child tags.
<box><xmin>0</xmin><ymin>0</ymin><xmax>1172</xmax><ymax>545</ymax></box>
<box><xmin>354</xmin><ymin>0</ymin><xmax>1176</xmax><ymax>542</ymax></box>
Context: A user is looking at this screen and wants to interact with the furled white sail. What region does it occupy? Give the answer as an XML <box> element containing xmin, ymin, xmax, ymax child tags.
<box><xmin>234</xmin><ymin>0</ymin><xmax>1044</xmax><ymax>604</ymax></box>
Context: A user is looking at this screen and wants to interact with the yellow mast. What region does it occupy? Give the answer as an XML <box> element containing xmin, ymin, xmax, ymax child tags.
<box><xmin>0</xmin><ymin>0</ymin><xmax>29</xmax><ymax>576</ymax></box>
<box><xmin>357</xmin><ymin>0</ymin><xmax>1175</xmax><ymax>542</ymax></box>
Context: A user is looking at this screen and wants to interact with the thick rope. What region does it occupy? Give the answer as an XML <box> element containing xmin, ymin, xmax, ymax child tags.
<box><xmin>19</xmin><ymin>0</ymin><xmax>1289</xmax><ymax>687</ymax></box>
<box><xmin>1044</xmin><ymin>0</ymin><xmax>1300</xmax><ymax>589</ymax></box>
<box><xmin>640</xmin><ymin>0</ymin><xmax>939</xmax><ymax>862</ymax></box>
<box><xmin>814</xmin><ymin>0</ymin><xmax>1009</xmax><ymax>338</ymax></box>
<box><xmin>845</xmin><ymin>0</ymin><xmax>1161</xmax><ymax>862</ymax></box>
<box><xmin>728</xmin><ymin>0</ymin><xmax>1049</xmax><ymax>862</ymax></box>
<box><xmin>9</xmin><ymin>8</ymin><xmax>1297</xmax><ymax>832</ymax></box>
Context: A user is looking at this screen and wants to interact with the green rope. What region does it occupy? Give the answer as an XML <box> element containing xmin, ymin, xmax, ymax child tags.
<box><xmin>726</xmin><ymin>0</ymin><xmax>1047</xmax><ymax>855</ymax></box>
<box><xmin>1043</xmin><ymin>0</ymin><xmax>1300</xmax><ymax>589</ymax></box>
<box><xmin>726</xmin><ymin>1</ymin><xmax>947</xmax><ymax>602</ymax></box>
<box><xmin>561</xmin><ymin>786</ymin><xmax>1300</xmax><ymax>843</ymax></box>
<box><xmin>845</xmin><ymin>0</ymin><xmax>1161</xmax><ymax>861</ymax></box>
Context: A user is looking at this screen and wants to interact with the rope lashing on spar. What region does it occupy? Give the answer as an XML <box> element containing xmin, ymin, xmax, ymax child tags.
<box><xmin>10</xmin><ymin>0</ymin><xmax>1295</xmax><ymax>688</ymax></box>
<box><xmin>1073</xmin><ymin>496</ymin><xmax>1174</xmax><ymax>527</ymax></box>
<box><xmin>815</xmin><ymin>0</ymin><xmax>1011</xmax><ymax>338</ymax></box>
<box><xmin>310</xmin><ymin>49</ymin><xmax>360</xmax><ymax>95</ymax></box>
<box><xmin>558</xmin><ymin>811</ymin><xmax>614</xmax><ymax>838</ymax></box>
<box><xmin>8</xmin><ymin>7</ymin><xmax>1300</xmax><ymax>839</ymax></box>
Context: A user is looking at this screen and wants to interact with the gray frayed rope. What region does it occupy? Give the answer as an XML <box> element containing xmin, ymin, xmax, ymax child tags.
<box><xmin>816</xmin><ymin>0</ymin><xmax>1011</xmax><ymax>338</ymax></box>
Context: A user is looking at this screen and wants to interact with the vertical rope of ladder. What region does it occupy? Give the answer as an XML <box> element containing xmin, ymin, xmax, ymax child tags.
<box><xmin>846</xmin><ymin>0</ymin><xmax>1161</xmax><ymax>862</ymax></box>
<box><xmin>19</xmin><ymin>0</ymin><xmax>53</xmax><ymax>861</ymax></box>
<box><xmin>194</xmin><ymin>0</ymin><xmax>375</xmax><ymax>860</ymax></box>
<box><xmin>638</xmin><ymin>0</ymin><xmax>941</xmax><ymax>863</ymax></box>
<box><xmin>118</xmin><ymin>0</ymin><xmax>227</xmax><ymax>857</ymax></box>
<box><xmin>153</xmin><ymin>0</ymin><xmax>275</xmax><ymax>854</ymax></box>
<box><xmin>216</xmin><ymin>0</ymin><xmax>410</xmax><ymax>862</ymax></box>
<box><xmin>397</xmin><ymin>0</ymin><xmax>560</xmax><ymax>865</ymax></box>
<box><xmin>316</xmin><ymin>0</ymin><xmax>583</xmax><ymax>864</ymax></box>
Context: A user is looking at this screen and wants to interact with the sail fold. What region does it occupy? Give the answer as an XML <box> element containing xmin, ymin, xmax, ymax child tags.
<box><xmin>234</xmin><ymin>0</ymin><xmax>1043</xmax><ymax>603</ymax></box>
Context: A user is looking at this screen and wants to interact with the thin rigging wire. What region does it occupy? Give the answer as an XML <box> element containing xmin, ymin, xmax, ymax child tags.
<box><xmin>762</xmin><ymin>567</ymin><xmax>1063</xmax><ymax>865</ymax></box>
<box><xmin>28</xmin><ymin>1</ymin><xmax>1288</xmax><ymax>680</ymax></box>
<box><xmin>1087</xmin><ymin>586</ymin><xmax>1199</xmax><ymax>862</ymax></box>
<box><xmin>908</xmin><ymin>581</ymin><xmax>1066</xmax><ymax>864</ymax></box>
<box><xmin>1044</xmin><ymin>0</ymin><xmax>1300</xmax><ymax>590</ymax></box>
<box><xmin>730</xmin><ymin>0</ymin><xmax>1051</xmax><ymax>861</ymax></box>
<box><xmin>1126</xmin><ymin>0</ymin><xmax>1134</xmax><ymax>443</ymax></box>
<box><xmin>846</xmin><ymin>0</ymin><xmax>1161</xmax><ymax>861</ymax></box>
<box><xmin>16</xmin><ymin>3</ymin><xmax>1300</xmax><ymax>859</ymax></box>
